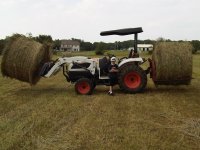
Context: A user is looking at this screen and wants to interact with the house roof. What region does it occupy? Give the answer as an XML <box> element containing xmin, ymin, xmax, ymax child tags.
<box><xmin>61</xmin><ymin>40</ymin><xmax>80</xmax><ymax>46</ymax></box>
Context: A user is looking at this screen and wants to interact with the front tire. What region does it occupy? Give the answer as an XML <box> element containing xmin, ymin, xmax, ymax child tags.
<box><xmin>118</xmin><ymin>65</ymin><xmax>147</xmax><ymax>93</ymax></box>
<box><xmin>75</xmin><ymin>78</ymin><xmax>93</xmax><ymax>95</ymax></box>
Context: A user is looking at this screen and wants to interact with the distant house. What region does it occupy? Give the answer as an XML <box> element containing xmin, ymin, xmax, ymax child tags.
<box><xmin>60</xmin><ymin>40</ymin><xmax>80</xmax><ymax>51</ymax></box>
<box><xmin>128</xmin><ymin>44</ymin><xmax>153</xmax><ymax>52</ymax></box>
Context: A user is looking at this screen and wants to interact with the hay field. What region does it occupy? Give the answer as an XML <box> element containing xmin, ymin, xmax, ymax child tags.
<box><xmin>0</xmin><ymin>51</ymin><xmax>200</xmax><ymax>150</ymax></box>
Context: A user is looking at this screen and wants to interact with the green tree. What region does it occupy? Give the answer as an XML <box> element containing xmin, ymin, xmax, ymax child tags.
<box><xmin>142</xmin><ymin>39</ymin><xmax>156</xmax><ymax>44</ymax></box>
<box><xmin>95</xmin><ymin>42</ymin><xmax>106</xmax><ymax>55</ymax></box>
<box><xmin>53</xmin><ymin>39</ymin><xmax>61</xmax><ymax>50</ymax></box>
<box><xmin>191</xmin><ymin>40</ymin><xmax>200</xmax><ymax>54</ymax></box>
<box><xmin>34</xmin><ymin>35</ymin><xmax>53</xmax><ymax>44</ymax></box>
<box><xmin>106</xmin><ymin>43</ymin><xmax>115</xmax><ymax>50</ymax></box>
<box><xmin>82</xmin><ymin>42</ymin><xmax>93</xmax><ymax>51</ymax></box>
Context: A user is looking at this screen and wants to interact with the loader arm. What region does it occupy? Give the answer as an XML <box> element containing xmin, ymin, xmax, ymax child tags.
<box><xmin>118</xmin><ymin>57</ymin><xmax>144</xmax><ymax>67</ymax></box>
<box><xmin>44</xmin><ymin>56</ymin><xmax>96</xmax><ymax>78</ymax></box>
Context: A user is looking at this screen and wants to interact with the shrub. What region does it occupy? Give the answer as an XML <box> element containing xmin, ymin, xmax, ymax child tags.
<box><xmin>95</xmin><ymin>42</ymin><xmax>105</xmax><ymax>55</ymax></box>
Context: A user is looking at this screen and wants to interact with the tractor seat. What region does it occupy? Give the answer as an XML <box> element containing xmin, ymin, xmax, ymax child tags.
<box><xmin>100</xmin><ymin>27</ymin><xmax>143</xmax><ymax>36</ymax></box>
<box><xmin>99</xmin><ymin>57</ymin><xmax>110</xmax><ymax>74</ymax></box>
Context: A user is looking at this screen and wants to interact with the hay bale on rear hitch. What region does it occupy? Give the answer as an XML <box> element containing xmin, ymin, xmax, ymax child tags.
<box><xmin>1</xmin><ymin>34</ymin><xmax>51</xmax><ymax>85</ymax></box>
<box><xmin>152</xmin><ymin>42</ymin><xmax>193</xmax><ymax>85</ymax></box>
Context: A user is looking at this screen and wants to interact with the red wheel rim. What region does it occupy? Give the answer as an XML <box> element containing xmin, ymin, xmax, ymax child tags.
<box><xmin>124</xmin><ymin>72</ymin><xmax>141</xmax><ymax>89</ymax></box>
<box><xmin>77</xmin><ymin>81</ymin><xmax>90</xmax><ymax>94</ymax></box>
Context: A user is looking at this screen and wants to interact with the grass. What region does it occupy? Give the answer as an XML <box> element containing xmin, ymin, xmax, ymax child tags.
<box><xmin>55</xmin><ymin>50</ymin><xmax>151</xmax><ymax>58</ymax></box>
<box><xmin>0</xmin><ymin>51</ymin><xmax>200</xmax><ymax>150</ymax></box>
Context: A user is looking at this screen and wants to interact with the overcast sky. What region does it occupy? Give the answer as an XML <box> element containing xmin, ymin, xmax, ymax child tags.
<box><xmin>0</xmin><ymin>0</ymin><xmax>199</xmax><ymax>42</ymax></box>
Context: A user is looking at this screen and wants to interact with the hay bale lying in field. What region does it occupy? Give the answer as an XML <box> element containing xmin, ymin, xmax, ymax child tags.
<box><xmin>1</xmin><ymin>34</ymin><xmax>51</xmax><ymax>85</ymax></box>
<box><xmin>152</xmin><ymin>42</ymin><xmax>193</xmax><ymax>85</ymax></box>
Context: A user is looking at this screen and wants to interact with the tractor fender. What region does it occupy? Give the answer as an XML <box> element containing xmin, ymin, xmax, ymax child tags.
<box><xmin>118</xmin><ymin>58</ymin><xmax>143</xmax><ymax>68</ymax></box>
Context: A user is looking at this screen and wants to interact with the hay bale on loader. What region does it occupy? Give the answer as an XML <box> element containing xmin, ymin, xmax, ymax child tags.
<box><xmin>1</xmin><ymin>34</ymin><xmax>51</xmax><ymax>85</ymax></box>
<box><xmin>152</xmin><ymin>42</ymin><xmax>193</xmax><ymax>85</ymax></box>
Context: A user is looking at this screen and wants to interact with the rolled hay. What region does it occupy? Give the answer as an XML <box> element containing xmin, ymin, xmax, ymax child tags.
<box><xmin>152</xmin><ymin>42</ymin><xmax>193</xmax><ymax>85</ymax></box>
<box><xmin>1</xmin><ymin>34</ymin><xmax>51</xmax><ymax>85</ymax></box>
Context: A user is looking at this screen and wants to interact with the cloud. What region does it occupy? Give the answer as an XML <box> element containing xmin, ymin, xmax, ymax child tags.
<box><xmin>0</xmin><ymin>0</ymin><xmax>200</xmax><ymax>42</ymax></box>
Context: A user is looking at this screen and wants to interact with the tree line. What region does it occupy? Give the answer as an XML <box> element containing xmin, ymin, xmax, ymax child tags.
<box><xmin>0</xmin><ymin>34</ymin><xmax>200</xmax><ymax>55</ymax></box>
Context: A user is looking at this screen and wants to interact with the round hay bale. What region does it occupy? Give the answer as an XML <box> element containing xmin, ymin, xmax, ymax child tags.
<box><xmin>1</xmin><ymin>34</ymin><xmax>51</xmax><ymax>85</ymax></box>
<box><xmin>152</xmin><ymin>42</ymin><xmax>193</xmax><ymax>85</ymax></box>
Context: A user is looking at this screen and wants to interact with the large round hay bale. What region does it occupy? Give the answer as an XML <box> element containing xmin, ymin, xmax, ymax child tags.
<box><xmin>152</xmin><ymin>42</ymin><xmax>193</xmax><ymax>85</ymax></box>
<box><xmin>1</xmin><ymin>34</ymin><xmax>51</xmax><ymax>85</ymax></box>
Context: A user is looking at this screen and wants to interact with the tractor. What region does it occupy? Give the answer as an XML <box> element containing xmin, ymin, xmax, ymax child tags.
<box><xmin>40</xmin><ymin>27</ymin><xmax>151</xmax><ymax>95</ymax></box>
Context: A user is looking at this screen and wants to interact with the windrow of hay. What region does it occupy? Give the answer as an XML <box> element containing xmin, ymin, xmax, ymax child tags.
<box><xmin>1</xmin><ymin>34</ymin><xmax>51</xmax><ymax>85</ymax></box>
<box><xmin>152</xmin><ymin>42</ymin><xmax>193</xmax><ymax>85</ymax></box>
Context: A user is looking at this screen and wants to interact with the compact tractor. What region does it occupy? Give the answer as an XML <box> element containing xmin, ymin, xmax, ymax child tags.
<box><xmin>40</xmin><ymin>27</ymin><xmax>152</xmax><ymax>95</ymax></box>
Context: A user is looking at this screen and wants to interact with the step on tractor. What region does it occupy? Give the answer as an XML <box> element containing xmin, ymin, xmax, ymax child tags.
<box><xmin>40</xmin><ymin>27</ymin><xmax>152</xmax><ymax>95</ymax></box>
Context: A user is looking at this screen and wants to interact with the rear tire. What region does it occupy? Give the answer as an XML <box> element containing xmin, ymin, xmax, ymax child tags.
<box><xmin>75</xmin><ymin>78</ymin><xmax>93</xmax><ymax>95</ymax></box>
<box><xmin>118</xmin><ymin>65</ymin><xmax>147</xmax><ymax>93</ymax></box>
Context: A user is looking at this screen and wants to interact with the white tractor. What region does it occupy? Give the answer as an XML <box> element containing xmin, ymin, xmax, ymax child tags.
<box><xmin>40</xmin><ymin>27</ymin><xmax>150</xmax><ymax>95</ymax></box>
